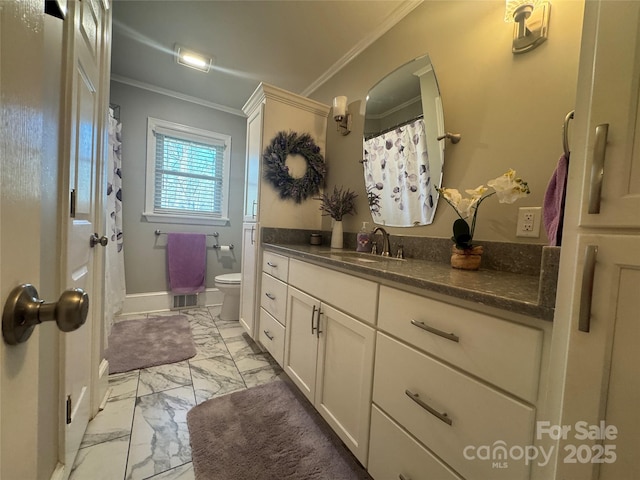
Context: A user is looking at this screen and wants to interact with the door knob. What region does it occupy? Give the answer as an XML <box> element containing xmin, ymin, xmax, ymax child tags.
<box><xmin>2</xmin><ymin>284</ymin><xmax>89</xmax><ymax>345</ymax></box>
<box><xmin>90</xmin><ymin>233</ymin><xmax>108</xmax><ymax>247</ymax></box>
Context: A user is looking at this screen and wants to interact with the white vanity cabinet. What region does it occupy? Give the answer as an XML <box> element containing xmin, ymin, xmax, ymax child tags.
<box><xmin>284</xmin><ymin>259</ymin><xmax>377</xmax><ymax>466</ymax></box>
<box><xmin>257</xmin><ymin>251</ymin><xmax>289</xmax><ymax>367</ymax></box>
<box><xmin>239</xmin><ymin>83</ymin><xmax>329</xmax><ymax>340</ymax></box>
<box><xmin>370</xmin><ymin>286</ymin><xmax>545</xmax><ymax>480</ymax></box>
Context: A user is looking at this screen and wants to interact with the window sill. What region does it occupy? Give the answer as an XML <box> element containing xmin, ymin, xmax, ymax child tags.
<box><xmin>143</xmin><ymin>212</ymin><xmax>230</xmax><ymax>226</ymax></box>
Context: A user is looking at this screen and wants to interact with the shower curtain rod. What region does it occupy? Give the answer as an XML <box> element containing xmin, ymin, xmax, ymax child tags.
<box><xmin>364</xmin><ymin>114</ymin><xmax>424</xmax><ymax>140</ymax></box>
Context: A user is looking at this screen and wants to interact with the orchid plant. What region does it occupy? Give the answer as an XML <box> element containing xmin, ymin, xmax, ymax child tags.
<box><xmin>437</xmin><ymin>169</ymin><xmax>530</xmax><ymax>250</ymax></box>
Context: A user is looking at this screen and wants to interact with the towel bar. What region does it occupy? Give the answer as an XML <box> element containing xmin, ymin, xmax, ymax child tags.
<box><xmin>563</xmin><ymin>110</ymin><xmax>575</xmax><ymax>158</ymax></box>
<box><xmin>154</xmin><ymin>229</ymin><xmax>218</xmax><ymax>237</ymax></box>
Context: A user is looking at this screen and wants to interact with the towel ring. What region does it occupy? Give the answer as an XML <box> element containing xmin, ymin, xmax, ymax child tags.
<box><xmin>563</xmin><ymin>110</ymin><xmax>575</xmax><ymax>157</ymax></box>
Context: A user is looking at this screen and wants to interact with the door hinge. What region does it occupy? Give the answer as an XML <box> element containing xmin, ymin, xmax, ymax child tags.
<box><xmin>70</xmin><ymin>189</ymin><xmax>76</xmax><ymax>218</ymax></box>
<box><xmin>66</xmin><ymin>395</ymin><xmax>72</xmax><ymax>424</ymax></box>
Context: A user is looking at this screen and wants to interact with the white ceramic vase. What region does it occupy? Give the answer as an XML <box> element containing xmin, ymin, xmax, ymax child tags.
<box><xmin>331</xmin><ymin>220</ymin><xmax>344</xmax><ymax>249</ymax></box>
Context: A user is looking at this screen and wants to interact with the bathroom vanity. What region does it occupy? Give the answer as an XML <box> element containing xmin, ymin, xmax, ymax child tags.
<box><xmin>257</xmin><ymin>242</ymin><xmax>555</xmax><ymax>480</ymax></box>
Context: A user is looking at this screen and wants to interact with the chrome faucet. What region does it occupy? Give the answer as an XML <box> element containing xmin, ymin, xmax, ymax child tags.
<box><xmin>373</xmin><ymin>227</ymin><xmax>391</xmax><ymax>257</ymax></box>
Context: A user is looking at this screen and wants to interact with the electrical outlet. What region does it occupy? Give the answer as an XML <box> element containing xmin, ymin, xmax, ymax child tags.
<box><xmin>516</xmin><ymin>207</ymin><xmax>542</xmax><ymax>238</ymax></box>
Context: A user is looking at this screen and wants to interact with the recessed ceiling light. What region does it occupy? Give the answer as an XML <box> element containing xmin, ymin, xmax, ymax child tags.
<box><xmin>175</xmin><ymin>45</ymin><xmax>213</xmax><ymax>73</ymax></box>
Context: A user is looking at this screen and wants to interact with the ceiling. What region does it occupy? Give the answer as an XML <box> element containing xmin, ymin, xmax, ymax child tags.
<box><xmin>110</xmin><ymin>0</ymin><xmax>422</xmax><ymax>115</ymax></box>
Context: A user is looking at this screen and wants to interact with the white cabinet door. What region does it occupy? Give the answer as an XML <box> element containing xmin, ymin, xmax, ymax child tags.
<box><xmin>576</xmin><ymin>1</ymin><xmax>640</xmax><ymax>228</ymax></box>
<box><xmin>557</xmin><ymin>235</ymin><xmax>640</xmax><ymax>480</ymax></box>
<box><xmin>315</xmin><ymin>302</ymin><xmax>375</xmax><ymax>466</ymax></box>
<box><xmin>243</xmin><ymin>104</ymin><xmax>263</xmax><ymax>222</ymax></box>
<box><xmin>283</xmin><ymin>286</ymin><xmax>320</xmax><ymax>402</ymax></box>
<box><xmin>239</xmin><ymin>223</ymin><xmax>258</xmax><ymax>338</ymax></box>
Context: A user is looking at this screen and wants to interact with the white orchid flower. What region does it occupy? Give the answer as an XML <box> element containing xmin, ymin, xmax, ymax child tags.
<box><xmin>487</xmin><ymin>169</ymin><xmax>531</xmax><ymax>204</ymax></box>
<box><xmin>440</xmin><ymin>187</ymin><xmax>484</xmax><ymax>219</ymax></box>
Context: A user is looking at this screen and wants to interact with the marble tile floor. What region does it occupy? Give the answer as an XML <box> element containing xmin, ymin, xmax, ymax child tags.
<box><xmin>70</xmin><ymin>306</ymin><xmax>283</xmax><ymax>480</ymax></box>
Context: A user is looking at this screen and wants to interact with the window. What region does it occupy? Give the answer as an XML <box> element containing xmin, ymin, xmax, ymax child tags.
<box><xmin>144</xmin><ymin>117</ymin><xmax>231</xmax><ymax>225</ymax></box>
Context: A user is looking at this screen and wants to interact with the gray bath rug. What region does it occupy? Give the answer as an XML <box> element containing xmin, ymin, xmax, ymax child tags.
<box><xmin>106</xmin><ymin>315</ymin><xmax>196</xmax><ymax>374</ymax></box>
<box><xmin>187</xmin><ymin>377</ymin><xmax>372</xmax><ymax>479</ymax></box>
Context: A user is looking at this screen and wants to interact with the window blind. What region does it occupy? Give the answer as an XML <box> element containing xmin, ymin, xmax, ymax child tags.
<box><xmin>154</xmin><ymin>132</ymin><xmax>225</xmax><ymax>217</ymax></box>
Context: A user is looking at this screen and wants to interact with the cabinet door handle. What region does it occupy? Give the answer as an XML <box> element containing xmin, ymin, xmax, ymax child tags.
<box><xmin>588</xmin><ymin>123</ymin><xmax>609</xmax><ymax>214</ymax></box>
<box><xmin>250</xmin><ymin>226</ymin><xmax>255</xmax><ymax>245</ymax></box>
<box><xmin>252</xmin><ymin>200</ymin><xmax>257</xmax><ymax>218</ymax></box>
<box><xmin>311</xmin><ymin>305</ymin><xmax>317</xmax><ymax>334</ymax></box>
<box><xmin>578</xmin><ymin>244</ymin><xmax>598</xmax><ymax>333</ymax></box>
<box><xmin>411</xmin><ymin>320</ymin><xmax>459</xmax><ymax>343</ymax></box>
<box><xmin>265</xmin><ymin>292</ymin><xmax>276</xmax><ymax>300</ymax></box>
<box><xmin>315</xmin><ymin>307</ymin><xmax>322</xmax><ymax>338</ymax></box>
<box><xmin>267</xmin><ymin>261</ymin><xmax>277</xmax><ymax>268</ymax></box>
<box><xmin>405</xmin><ymin>389</ymin><xmax>452</xmax><ymax>426</ymax></box>
<box><xmin>263</xmin><ymin>330</ymin><xmax>274</xmax><ymax>341</ymax></box>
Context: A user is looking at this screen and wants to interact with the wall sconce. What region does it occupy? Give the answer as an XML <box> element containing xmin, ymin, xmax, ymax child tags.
<box><xmin>175</xmin><ymin>45</ymin><xmax>213</xmax><ymax>73</ymax></box>
<box><xmin>332</xmin><ymin>96</ymin><xmax>351</xmax><ymax>136</ymax></box>
<box><xmin>505</xmin><ymin>0</ymin><xmax>551</xmax><ymax>54</ymax></box>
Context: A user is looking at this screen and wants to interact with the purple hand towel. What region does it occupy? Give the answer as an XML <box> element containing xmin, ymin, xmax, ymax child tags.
<box><xmin>543</xmin><ymin>154</ymin><xmax>569</xmax><ymax>246</ymax></box>
<box><xmin>167</xmin><ymin>233</ymin><xmax>207</xmax><ymax>294</ymax></box>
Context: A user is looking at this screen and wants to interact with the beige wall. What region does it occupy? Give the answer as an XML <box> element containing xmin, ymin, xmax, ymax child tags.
<box><xmin>311</xmin><ymin>0</ymin><xmax>585</xmax><ymax>244</ymax></box>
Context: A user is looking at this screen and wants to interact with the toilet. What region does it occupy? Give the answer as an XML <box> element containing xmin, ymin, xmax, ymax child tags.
<box><xmin>214</xmin><ymin>273</ymin><xmax>242</xmax><ymax>321</ymax></box>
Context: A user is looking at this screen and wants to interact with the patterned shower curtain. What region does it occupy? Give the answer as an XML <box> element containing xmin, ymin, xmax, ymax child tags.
<box><xmin>363</xmin><ymin>118</ymin><xmax>434</xmax><ymax>226</ymax></box>
<box><xmin>104</xmin><ymin>107</ymin><xmax>126</xmax><ymax>344</ymax></box>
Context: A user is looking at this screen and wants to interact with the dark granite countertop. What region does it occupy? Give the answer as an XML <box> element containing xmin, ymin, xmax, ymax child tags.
<box><xmin>263</xmin><ymin>243</ymin><xmax>555</xmax><ymax>321</ymax></box>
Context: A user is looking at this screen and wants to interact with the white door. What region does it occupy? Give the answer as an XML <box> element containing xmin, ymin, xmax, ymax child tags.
<box><xmin>0</xmin><ymin>2</ymin><xmax>46</xmax><ymax>478</ymax></box>
<box><xmin>557</xmin><ymin>236</ymin><xmax>640</xmax><ymax>480</ymax></box>
<box><xmin>315</xmin><ymin>303</ymin><xmax>375</xmax><ymax>466</ymax></box>
<box><xmin>284</xmin><ymin>286</ymin><xmax>320</xmax><ymax>403</ymax></box>
<box><xmin>239</xmin><ymin>222</ymin><xmax>258</xmax><ymax>337</ymax></box>
<box><xmin>60</xmin><ymin>0</ymin><xmax>108</xmax><ymax>474</ymax></box>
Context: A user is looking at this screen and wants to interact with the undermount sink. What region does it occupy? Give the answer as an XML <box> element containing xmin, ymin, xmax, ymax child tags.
<box><xmin>318</xmin><ymin>250</ymin><xmax>405</xmax><ymax>262</ymax></box>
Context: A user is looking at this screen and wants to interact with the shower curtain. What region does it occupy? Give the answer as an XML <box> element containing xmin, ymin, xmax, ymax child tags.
<box><xmin>363</xmin><ymin>118</ymin><xmax>434</xmax><ymax>226</ymax></box>
<box><xmin>104</xmin><ymin>107</ymin><xmax>126</xmax><ymax>345</ymax></box>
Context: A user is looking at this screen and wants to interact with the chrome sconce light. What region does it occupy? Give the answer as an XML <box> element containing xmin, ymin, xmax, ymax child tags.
<box><xmin>505</xmin><ymin>0</ymin><xmax>551</xmax><ymax>54</ymax></box>
<box><xmin>332</xmin><ymin>96</ymin><xmax>351</xmax><ymax>136</ymax></box>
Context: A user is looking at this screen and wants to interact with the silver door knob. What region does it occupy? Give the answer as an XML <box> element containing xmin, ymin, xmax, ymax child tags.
<box><xmin>89</xmin><ymin>233</ymin><xmax>108</xmax><ymax>247</ymax></box>
<box><xmin>2</xmin><ymin>284</ymin><xmax>89</xmax><ymax>345</ymax></box>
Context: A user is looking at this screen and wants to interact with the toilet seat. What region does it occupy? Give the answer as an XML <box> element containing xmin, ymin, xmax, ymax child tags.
<box><xmin>214</xmin><ymin>273</ymin><xmax>241</xmax><ymax>285</ymax></box>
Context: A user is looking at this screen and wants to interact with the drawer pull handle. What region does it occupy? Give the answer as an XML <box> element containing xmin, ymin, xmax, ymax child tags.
<box><xmin>410</xmin><ymin>320</ymin><xmax>459</xmax><ymax>343</ymax></box>
<box><xmin>405</xmin><ymin>390</ymin><xmax>452</xmax><ymax>426</ymax></box>
<box><xmin>263</xmin><ymin>330</ymin><xmax>274</xmax><ymax>341</ymax></box>
<box><xmin>267</xmin><ymin>261</ymin><xmax>278</xmax><ymax>268</ymax></box>
<box><xmin>398</xmin><ymin>475</ymin><xmax>411</xmax><ymax>480</ymax></box>
<box><xmin>265</xmin><ymin>292</ymin><xmax>276</xmax><ymax>300</ymax></box>
<box><xmin>578</xmin><ymin>244</ymin><xmax>598</xmax><ymax>333</ymax></box>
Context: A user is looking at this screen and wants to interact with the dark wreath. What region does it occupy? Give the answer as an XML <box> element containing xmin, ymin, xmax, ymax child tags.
<box><xmin>263</xmin><ymin>131</ymin><xmax>326</xmax><ymax>203</ymax></box>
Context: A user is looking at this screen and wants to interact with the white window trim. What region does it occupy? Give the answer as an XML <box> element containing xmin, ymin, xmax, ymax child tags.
<box><xmin>144</xmin><ymin>117</ymin><xmax>231</xmax><ymax>226</ymax></box>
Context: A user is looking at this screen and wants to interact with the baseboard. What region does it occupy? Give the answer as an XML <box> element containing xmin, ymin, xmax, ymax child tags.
<box><xmin>122</xmin><ymin>288</ymin><xmax>223</xmax><ymax>315</ymax></box>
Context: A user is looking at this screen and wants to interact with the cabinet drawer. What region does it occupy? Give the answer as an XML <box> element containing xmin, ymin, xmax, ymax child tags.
<box><xmin>368</xmin><ymin>405</ymin><xmax>463</xmax><ymax>480</ymax></box>
<box><xmin>288</xmin><ymin>259</ymin><xmax>378</xmax><ymax>324</ymax></box>
<box><xmin>260</xmin><ymin>273</ymin><xmax>287</xmax><ymax>325</ymax></box>
<box><xmin>373</xmin><ymin>333</ymin><xmax>535</xmax><ymax>480</ymax></box>
<box><xmin>262</xmin><ymin>251</ymin><xmax>289</xmax><ymax>282</ymax></box>
<box><xmin>258</xmin><ymin>308</ymin><xmax>285</xmax><ymax>367</ymax></box>
<box><xmin>378</xmin><ymin>285</ymin><xmax>543</xmax><ymax>402</ymax></box>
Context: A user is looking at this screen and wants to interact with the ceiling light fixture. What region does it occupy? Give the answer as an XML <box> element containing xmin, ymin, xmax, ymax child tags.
<box><xmin>505</xmin><ymin>0</ymin><xmax>551</xmax><ymax>54</ymax></box>
<box><xmin>175</xmin><ymin>45</ymin><xmax>212</xmax><ymax>73</ymax></box>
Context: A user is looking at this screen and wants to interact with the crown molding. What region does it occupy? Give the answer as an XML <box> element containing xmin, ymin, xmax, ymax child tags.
<box><xmin>110</xmin><ymin>74</ymin><xmax>246</xmax><ymax>117</ymax></box>
<box><xmin>301</xmin><ymin>0</ymin><xmax>423</xmax><ymax>97</ymax></box>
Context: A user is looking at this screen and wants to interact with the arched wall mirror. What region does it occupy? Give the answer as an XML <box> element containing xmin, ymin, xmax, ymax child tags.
<box><xmin>363</xmin><ymin>54</ymin><xmax>445</xmax><ymax>227</ymax></box>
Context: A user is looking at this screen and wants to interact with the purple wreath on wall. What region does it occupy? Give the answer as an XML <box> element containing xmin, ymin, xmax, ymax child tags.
<box><xmin>263</xmin><ymin>131</ymin><xmax>326</xmax><ymax>203</ymax></box>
